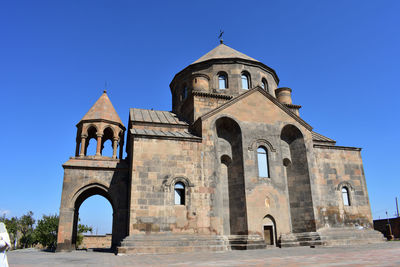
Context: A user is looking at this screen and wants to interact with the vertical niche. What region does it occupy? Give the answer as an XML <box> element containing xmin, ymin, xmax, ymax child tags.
<box><xmin>281</xmin><ymin>125</ymin><xmax>316</xmax><ymax>233</ymax></box>
<box><xmin>215</xmin><ymin>117</ymin><xmax>248</xmax><ymax>235</ymax></box>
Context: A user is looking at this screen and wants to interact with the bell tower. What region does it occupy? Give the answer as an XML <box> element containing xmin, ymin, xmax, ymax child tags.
<box><xmin>75</xmin><ymin>90</ymin><xmax>125</xmax><ymax>159</ymax></box>
<box><xmin>57</xmin><ymin>90</ymin><xmax>129</xmax><ymax>252</ymax></box>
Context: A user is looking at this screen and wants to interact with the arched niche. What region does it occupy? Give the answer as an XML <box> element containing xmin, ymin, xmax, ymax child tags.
<box><xmin>281</xmin><ymin>124</ymin><xmax>316</xmax><ymax>233</ymax></box>
<box><xmin>215</xmin><ymin>116</ymin><xmax>248</xmax><ymax>235</ymax></box>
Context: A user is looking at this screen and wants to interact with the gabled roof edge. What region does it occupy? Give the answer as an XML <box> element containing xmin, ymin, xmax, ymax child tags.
<box><xmin>197</xmin><ymin>86</ymin><xmax>313</xmax><ymax>131</ymax></box>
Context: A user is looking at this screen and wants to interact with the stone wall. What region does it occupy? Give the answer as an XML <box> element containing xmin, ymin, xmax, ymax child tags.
<box><xmin>78</xmin><ymin>234</ymin><xmax>112</xmax><ymax>249</ymax></box>
<box><xmin>128</xmin><ymin>136</ymin><xmax>214</xmax><ymax>235</ymax></box>
<box><xmin>312</xmin><ymin>146</ymin><xmax>373</xmax><ymax>229</ymax></box>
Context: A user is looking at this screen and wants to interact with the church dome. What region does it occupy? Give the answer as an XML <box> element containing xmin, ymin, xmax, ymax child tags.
<box><xmin>170</xmin><ymin>43</ymin><xmax>280</xmax><ymax>115</ymax></box>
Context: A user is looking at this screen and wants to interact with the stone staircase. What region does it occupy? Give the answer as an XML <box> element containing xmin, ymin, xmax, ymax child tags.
<box><xmin>118</xmin><ymin>234</ymin><xmax>230</xmax><ymax>254</ymax></box>
<box><xmin>280</xmin><ymin>232</ymin><xmax>323</xmax><ymax>247</ymax></box>
<box><xmin>280</xmin><ymin>228</ymin><xmax>385</xmax><ymax>248</ymax></box>
<box><xmin>318</xmin><ymin>227</ymin><xmax>385</xmax><ymax>246</ymax></box>
<box><xmin>228</xmin><ymin>235</ymin><xmax>266</xmax><ymax>250</ymax></box>
<box><xmin>118</xmin><ymin>234</ymin><xmax>269</xmax><ymax>254</ymax></box>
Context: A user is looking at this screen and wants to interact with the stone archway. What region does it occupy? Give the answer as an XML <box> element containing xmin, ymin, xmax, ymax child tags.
<box><xmin>57</xmin><ymin>159</ymin><xmax>129</xmax><ymax>252</ymax></box>
<box><xmin>71</xmin><ymin>184</ymin><xmax>115</xmax><ymax>249</ymax></box>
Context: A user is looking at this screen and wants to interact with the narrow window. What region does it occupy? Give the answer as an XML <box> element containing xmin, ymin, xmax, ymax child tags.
<box><xmin>261</xmin><ymin>78</ymin><xmax>268</xmax><ymax>92</ymax></box>
<box><xmin>174</xmin><ymin>182</ymin><xmax>185</xmax><ymax>205</ymax></box>
<box><xmin>241</xmin><ymin>73</ymin><xmax>249</xmax><ymax>89</ymax></box>
<box><xmin>182</xmin><ymin>85</ymin><xmax>188</xmax><ymax>99</ymax></box>
<box><xmin>218</xmin><ymin>74</ymin><xmax>227</xmax><ymax>89</ymax></box>
<box><xmin>342</xmin><ymin>187</ymin><xmax>350</xmax><ymax>206</ymax></box>
<box><xmin>257</xmin><ymin>147</ymin><xmax>269</xmax><ymax>177</ymax></box>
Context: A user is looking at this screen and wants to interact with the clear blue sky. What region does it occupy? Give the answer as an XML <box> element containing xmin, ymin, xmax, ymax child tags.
<box><xmin>1</xmin><ymin>1</ymin><xmax>399</xmax><ymax>234</ymax></box>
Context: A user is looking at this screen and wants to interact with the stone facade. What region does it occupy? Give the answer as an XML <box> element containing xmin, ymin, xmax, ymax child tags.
<box><xmin>56</xmin><ymin>42</ymin><xmax>383</xmax><ymax>253</ymax></box>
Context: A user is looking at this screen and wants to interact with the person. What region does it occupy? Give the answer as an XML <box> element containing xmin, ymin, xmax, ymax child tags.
<box><xmin>0</xmin><ymin>222</ymin><xmax>10</xmax><ymax>267</ymax></box>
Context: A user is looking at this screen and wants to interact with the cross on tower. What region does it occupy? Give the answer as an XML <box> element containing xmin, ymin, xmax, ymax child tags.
<box><xmin>218</xmin><ymin>30</ymin><xmax>224</xmax><ymax>44</ymax></box>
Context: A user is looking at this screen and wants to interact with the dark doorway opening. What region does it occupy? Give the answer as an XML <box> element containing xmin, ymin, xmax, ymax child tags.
<box><xmin>264</xmin><ymin>225</ymin><xmax>273</xmax><ymax>245</ymax></box>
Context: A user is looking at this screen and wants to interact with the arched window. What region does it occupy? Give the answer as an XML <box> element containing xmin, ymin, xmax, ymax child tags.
<box><xmin>257</xmin><ymin>147</ymin><xmax>269</xmax><ymax>177</ymax></box>
<box><xmin>174</xmin><ymin>182</ymin><xmax>185</xmax><ymax>205</ymax></box>
<box><xmin>218</xmin><ymin>73</ymin><xmax>227</xmax><ymax>89</ymax></box>
<box><xmin>342</xmin><ymin>187</ymin><xmax>350</xmax><ymax>206</ymax></box>
<box><xmin>241</xmin><ymin>73</ymin><xmax>250</xmax><ymax>89</ymax></box>
<box><xmin>261</xmin><ymin>78</ymin><xmax>268</xmax><ymax>92</ymax></box>
<box><xmin>182</xmin><ymin>84</ymin><xmax>188</xmax><ymax>100</ymax></box>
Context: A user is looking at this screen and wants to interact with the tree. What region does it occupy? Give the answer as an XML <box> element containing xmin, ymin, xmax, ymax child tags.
<box><xmin>34</xmin><ymin>214</ymin><xmax>59</xmax><ymax>251</ymax></box>
<box><xmin>76</xmin><ymin>221</ymin><xmax>93</xmax><ymax>247</ymax></box>
<box><xmin>18</xmin><ymin>211</ymin><xmax>35</xmax><ymax>248</ymax></box>
<box><xmin>1</xmin><ymin>211</ymin><xmax>93</xmax><ymax>250</ymax></box>
<box><xmin>33</xmin><ymin>214</ymin><xmax>92</xmax><ymax>250</ymax></box>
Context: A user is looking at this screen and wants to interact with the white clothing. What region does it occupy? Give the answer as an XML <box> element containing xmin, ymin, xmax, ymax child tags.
<box><xmin>0</xmin><ymin>229</ymin><xmax>11</xmax><ymax>267</ymax></box>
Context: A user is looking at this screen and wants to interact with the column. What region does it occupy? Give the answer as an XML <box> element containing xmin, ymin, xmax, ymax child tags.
<box><xmin>119</xmin><ymin>133</ymin><xmax>124</xmax><ymax>159</ymax></box>
<box><xmin>56</xmin><ymin>207</ymin><xmax>75</xmax><ymax>252</ymax></box>
<box><xmin>112</xmin><ymin>138</ymin><xmax>118</xmax><ymax>159</ymax></box>
<box><xmin>79</xmin><ymin>135</ymin><xmax>87</xmax><ymax>157</ymax></box>
<box><xmin>96</xmin><ymin>134</ymin><xmax>103</xmax><ymax>156</ymax></box>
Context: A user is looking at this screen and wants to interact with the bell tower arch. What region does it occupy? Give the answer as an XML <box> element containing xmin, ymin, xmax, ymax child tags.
<box><xmin>57</xmin><ymin>91</ymin><xmax>130</xmax><ymax>252</ymax></box>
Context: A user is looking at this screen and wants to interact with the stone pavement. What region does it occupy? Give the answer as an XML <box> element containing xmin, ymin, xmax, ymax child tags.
<box><xmin>7</xmin><ymin>242</ymin><xmax>400</xmax><ymax>267</ymax></box>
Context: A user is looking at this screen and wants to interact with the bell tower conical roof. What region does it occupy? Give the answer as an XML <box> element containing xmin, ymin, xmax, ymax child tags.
<box><xmin>75</xmin><ymin>91</ymin><xmax>125</xmax><ymax>159</ymax></box>
<box><xmin>80</xmin><ymin>90</ymin><xmax>124</xmax><ymax>126</ymax></box>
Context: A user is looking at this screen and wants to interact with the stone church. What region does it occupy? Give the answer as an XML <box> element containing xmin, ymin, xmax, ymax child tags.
<box><xmin>56</xmin><ymin>42</ymin><xmax>383</xmax><ymax>253</ymax></box>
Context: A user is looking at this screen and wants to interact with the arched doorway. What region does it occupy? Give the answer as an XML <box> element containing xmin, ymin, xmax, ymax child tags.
<box><xmin>72</xmin><ymin>185</ymin><xmax>115</xmax><ymax>250</ymax></box>
<box><xmin>262</xmin><ymin>215</ymin><xmax>277</xmax><ymax>246</ymax></box>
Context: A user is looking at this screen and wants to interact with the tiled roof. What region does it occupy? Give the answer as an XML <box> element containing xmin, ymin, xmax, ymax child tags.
<box><xmin>311</xmin><ymin>131</ymin><xmax>336</xmax><ymax>143</ymax></box>
<box><xmin>131</xmin><ymin>128</ymin><xmax>201</xmax><ymax>140</ymax></box>
<box><xmin>80</xmin><ymin>91</ymin><xmax>123</xmax><ymax>125</ymax></box>
<box><xmin>130</xmin><ymin>108</ymin><xmax>188</xmax><ymax>125</ymax></box>
<box><xmin>192</xmin><ymin>43</ymin><xmax>259</xmax><ymax>65</ymax></box>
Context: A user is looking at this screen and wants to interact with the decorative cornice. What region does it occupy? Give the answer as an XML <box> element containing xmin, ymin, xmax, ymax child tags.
<box><xmin>336</xmin><ymin>181</ymin><xmax>355</xmax><ymax>191</ymax></box>
<box><xmin>192</xmin><ymin>91</ymin><xmax>233</xmax><ymax>100</ymax></box>
<box><xmin>284</xmin><ymin>103</ymin><xmax>302</xmax><ymax>109</ymax></box>
<box><xmin>313</xmin><ymin>144</ymin><xmax>362</xmax><ymax>151</ymax></box>
<box><xmin>132</xmin><ymin>133</ymin><xmax>202</xmax><ymax>143</ymax></box>
<box><xmin>132</xmin><ymin>121</ymin><xmax>188</xmax><ymax>128</ymax></box>
<box><xmin>77</xmin><ymin>119</ymin><xmax>126</xmax><ymax>130</ymax></box>
<box><xmin>248</xmin><ymin>138</ymin><xmax>276</xmax><ymax>152</ymax></box>
<box><xmin>63</xmin><ymin>157</ymin><xmax>129</xmax><ymax>170</ymax></box>
<box><xmin>162</xmin><ymin>175</ymin><xmax>195</xmax><ymax>188</ymax></box>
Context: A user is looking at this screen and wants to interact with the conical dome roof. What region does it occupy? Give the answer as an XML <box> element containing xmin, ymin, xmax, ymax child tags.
<box><xmin>80</xmin><ymin>91</ymin><xmax>124</xmax><ymax>126</ymax></box>
<box><xmin>192</xmin><ymin>43</ymin><xmax>259</xmax><ymax>64</ymax></box>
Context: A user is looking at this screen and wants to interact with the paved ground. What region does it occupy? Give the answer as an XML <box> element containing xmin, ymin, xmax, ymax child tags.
<box><xmin>7</xmin><ymin>242</ymin><xmax>400</xmax><ymax>267</ymax></box>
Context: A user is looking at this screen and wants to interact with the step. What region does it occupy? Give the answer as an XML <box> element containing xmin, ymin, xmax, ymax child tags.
<box><xmin>118</xmin><ymin>234</ymin><xmax>231</xmax><ymax>254</ymax></box>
